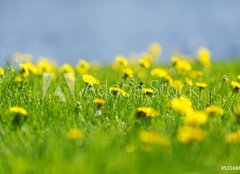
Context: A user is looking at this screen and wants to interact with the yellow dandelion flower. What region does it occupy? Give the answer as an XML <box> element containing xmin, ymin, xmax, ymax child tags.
<box><xmin>76</xmin><ymin>60</ymin><xmax>89</xmax><ymax>74</ymax></box>
<box><xmin>197</xmin><ymin>47</ymin><xmax>211</xmax><ymax>68</ymax></box>
<box><xmin>115</xmin><ymin>55</ymin><xmax>128</xmax><ymax>66</ymax></box>
<box><xmin>9</xmin><ymin>106</ymin><xmax>28</xmax><ymax>116</ymax></box>
<box><xmin>205</xmin><ymin>105</ymin><xmax>224</xmax><ymax>116</ymax></box>
<box><xmin>226</xmin><ymin>130</ymin><xmax>240</xmax><ymax>143</ymax></box>
<box><xmin>137</xmin><ymin>107</ymin><xmax>159</xmax><ymax>118</ymax></box>
<box><xmin>37</xmin><ymin>58</ymin><xmax>55</xmax><ymax>74</ymax></box>
<box><xmin>163</xmin><ymin>75</ymin><xmax>173</xmax><ymax>84</ymax></box>
<box><xmin>59</xmin><ymin>64</ymin><xmax>74</xmax><ymax>73</ymax></box>
<box><xmin>177</xmin><ymin>125</ymin><xmax>205</xmax><ymax>144</ymax></box>
<box><xmin>151</xmin><ymin>68</ymin><xmax>168</xmax><ymax>78</ymax></box>
<box><xmin>175</xmin><ymin>60</ymin><xmax>192</xmax><ymax>73</ymax></box>
<box><xmin>0</xmin><ymin>67</ymin><xmax>4</xmax><ymax>76</ymax></box>
<box><xmin>190</xmin><ymin>71</ymin><xmax>204</xmax><ymax>79</ymax></box>
<box><xmin>196</xmin><ymin>82</ymin><xmax>208</xmax><ymax>89</ymax></box>
<box><xmin>171</xmin><ymin>56</ymin><xmax>181</xmax><ymax>65</ymax></box>
<box><xmin>184</xmin><ymin>110</ymin><xmax>208</xmax><ymax>126</ymax></box>
<box><xmin>123</xmin><ymin>68</ymin><xmax>133</xmax><ymax>78</ymax></box>
<box><xmin>173</xmin><ymin>80</ymin><xmax>183</xmax><ymax>92</ymax></box>
<box><xmin>171</xmin><ymin>97</ymin><xmax>192</xmax><ymax>115</ymax></box>
<box><xmin>142</xmin><ymin>88</ymin><xmax>154</xmax><ymax>96</ymax></box>
<box><xmin>82</xmin><ymin>74</ymin><xmax>99</xmax><ymax>85</ymax></box>
<box><xmin>185</xmin><ymin>78</ymin><xmax>193</xmax><ymax>86</ymax></box>
<box><xmin>148</xmin><ymin>42</ymin><xmax>162</xmax><ymax>57</ymax></box>
<box><xmin>139</xmin><ymin>131</ymin><xmax>170</xmax><ymax>146</ymax></box>
<box><xmin>110</xmin><ymin>87</ymin><xmax>127</xmax><ymax>96</ymax></box>
<box><xmin>67</xmin><ymin>128</ymin><xmax>84</xmax><ymax>140</ymax></box>
<box><xmin>14</xmin><ymin>76</ymin><xmax>25</xmax><ymax>83</ymax></box>
<box><xmin>94</xmin><ymin>98</ymin><xmax>106</xmax><ymax>107</ymax></box>
<box><xmin>139</xmin><ymin>57</ymin><xmax>150</xmax><ymax>68</ymax></box>
<box><xmin>238</xmin><ymin>75</ymin><xmax>240</xmax><ymax>81</ymax></box>
<box><xmin>231</xmin><ymin>81</ymin><xmax>240</xmax><ymax>92</ymax></box>
<box><xmin>19</xmin><ymin>63</ymin><xmax>30</xmax><ymax>78</ymax></box>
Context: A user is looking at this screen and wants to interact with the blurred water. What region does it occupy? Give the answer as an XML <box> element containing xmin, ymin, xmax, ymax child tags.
<box><xmin>0</xmin><ymin>0</ymin><xmax>240</xmax><ymax>64</ymax></box>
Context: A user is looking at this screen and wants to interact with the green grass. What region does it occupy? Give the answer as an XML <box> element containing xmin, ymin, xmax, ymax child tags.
<box><xmin>0</xmin><ymin>61</ymin><xmax>240</xmax><ymax>174</ymax></box>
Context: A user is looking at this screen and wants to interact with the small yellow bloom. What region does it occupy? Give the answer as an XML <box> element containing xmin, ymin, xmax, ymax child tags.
<box><xmin>82</xmin><ymin>74</ymin><xmax>99</xmax><ymax>85</ymax></box>
<box><xmin>94</xmin><ymin>98</ymin><xmax>106</xmax><ymax>107</ymax></box>
<box><xmin>231</xmin><ymin>81</ymin><xmax>240</xmax><ymax>92</ymax></box>
<box><xmin>139</xmin><ymin>57</ymin><xmax>150</xmax><ymax>68</ymax></box>
<box><xmin>37</xmin><ymin>58</ymin><xmax>55</xmax><ymax>74</ymax></box>
<box><xmin>0</xmin><ymin>67</ymin><xmax>4</xmax><ymax>76</ymax></box>
<box><xmin>19</xmin><ymin>63</ymin><xmax>30</xmax><ymax>78</ymax></box>
<box><xmin>139</xmin><ymin>131</ymin><xmax>170</xmax><ymax>146</ymax></box>
<box><xmin>175</xmin><ymin>60</ymin><xmax>192</xmax><ymax>73</ymax></box>
<box><xmin>137</xmin><ymin>107</ymin><xmax>159</xmax><ymax>118</ymax></box>
<box><xmin>190</xmin><ymin>71</ymin><xmax>203</xmax><ymax>79</ymax></box>
<box><xmin>142</xmin><ymin>88</ymin><xmax>154</xmax><ymax>96</ymax></box>
<box><xmin>148</xmin><ymin>42</ymin><xmax>162</xmax><ymax>57</ymax></box>
<box><xmin>67</xmin><ymin>128</ymin><xmax>84</xmax><ymax>140</ymax></box>
<box><xmin>110</xmin><ymin>87</ymin><xmax>127</xmax><ymax>96</ymax></box>
<box><xmin>9</xmin><ymin>107</ymin><xmax>28</xmax><ymax>116</ymax></box>
<box><xmin>237</xmin><ymin>75</ymin><xmax>240</xmax><ymax>81</ymax></box>
<box><xmin>185</xmin><ymin>78</ymin><xmax>193</xmax><ymax>86</ymax></box>
<box><xmin>76</xmin><ymin>60</ymin><xmax>89</xmax><ymax>74</ymax></box>
<box><xmin>177</xmin><ymin>125</ymin><xmax>205</xmax><ymax>144</ymax></box>
<box><xmin>15</xmin><ymin>76</ymin><xmax>25</xmax><ymax>83</ymax></box>
<box><xmin>196</xmin><ymin>82</ymin><xmax>207</xmax><ymax>89</ymax></box>
<box><xmin>123</xmin><ymin>68</ymin><xmax>133</xmax><ymax>78</ymax></box>
<box><xmin>173</xmin><ymin>80</ymin><xmax>183</xmax><ymax>92</ymax></box>
<box><xmin>115</xmin><ymin>55</ymin><xmax>128</xmax><ymax>66</ymax></box>
<box><xmin>59</xmin><ymin>64</ymin><xmax>74</xmax><ymax>73</ymax></box>
<box><xmin>171</xmin><ymin>97</ymin><xmax>192</xmax><ymax>115</ymax></box>
<box><xmin>197</xmin><ymin>47</ymin><xmax>211</xmax><ymax>68</ymax></box>
<box><xmin>205</xmin><ymin>105</ymin><xmax>224</xmax><ymax>116</ymax></box>
<box><xmin>151</xmin><ymin>68</ymin><xmax>168</xmax><ymax>78</ymax></box>
<box><xmin>226</xmin><ymin>130</ymin><xmax>240</xmax><ymax>143</ymax></box>
<box><xmin>184</xmin><ymin>110</ymin><xmax>208</xmax><ymax>126</ymax></box>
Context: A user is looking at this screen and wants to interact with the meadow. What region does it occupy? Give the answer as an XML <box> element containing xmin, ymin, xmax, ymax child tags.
<box><xmin>0</xmin><ymin>44</ymin><xmax>240</xmax><ymax>174</ymax></box>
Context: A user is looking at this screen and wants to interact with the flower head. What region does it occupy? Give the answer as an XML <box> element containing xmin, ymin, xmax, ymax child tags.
<box><xmin>184</xmin><ymin>110</ymin><xmax>208</xmax><ymax>126</ymax></box>
<box><xmin>139</xmin><ymin>58</ymin><xmax>150</xmax><ymax>68</ymax></box>
<box><xmin>59</xmin><ymin>64</ymin><xmax>74</xmax><ymax>73</ymax></box>
<box><xmin>151</xmin><ymin>68</ymin><xmax>168</xmax><ymax>78</ymax></box>
<box><xmin>67</xmin><ymin>128</ymin><xmax>84</xmax><ymax>140</ymax></box>
<box><xmin>139</xmin><ymin>131</ymin><xmax>170</xmax><ymax>146</ymax></box>
<box><xmin>123</xmin><ymin>68</ymin><xmax>133</xmax><ymax>78</ymax></box>
<box><xmin>76</xmin><ymin>60</ymin><xmax>89</xmax><ymax>74</ymax></box>
<box><xmin>142</xmin><ymin>88</ymin><xmax>154</xmax><ymax>96</ymax></box>
<box><xmin>9</xmin><ymin>106</ymin><xmax>28</xmax><ymax>116</ymax></box>
<box><xmin>94</xmin><ymin>98</ymin><xmax>106</xmax><ymax>107</ymax></box>
<box><xmin>82</xmin><ymin>74</ymin><xmax>99</xmax><ymax>86</ymax></box>
<box><xmin>177</xmin><ymin>125</ymin><xmax>205</xmax><ymax>144</ymax></box>
<box><xmin>136</xmin><ymin>107</ymin><xmax>159</xmax><ymax>118</ymax></box>
<box><xmin>231</xmin><ymin>81</ymin><xmax>240</xmax><ymax>92</ymax></box>
<box><xmin>197</xmin><ymin>47</ymin><xmax>211</xmax><ymax>68</ymax></box>
<box><xmin>226</xmin><ymin>130</ymin><xmax>240</xmax><ymax>143</ymax></box>
<box><xmin>110</xmin><ymin>87</ymin><xmax>127</xmax><ymax>96</ymax></box>
<box><xmin>171</xmin><ymin>97</ymin><xmax>192</xmax><ymax>115</ymax></box>
<box><xmin>196</xmin><ymin>82</ymin><xmax>208</xmax><ymax>89</ymax></box>
<box><xmin>0</xmin><ymin>67</ymin><xmax>4</xmax><ymax>76</ymax></box>
<box><xmin>205</xmin><ymin>105</ymin><xmax>224</xmax><ymax>116</ymax></box>
<box><xmin>115</xmin><ymin>55</ymin><xmax>128</xmax><ymax>66</ymax></box>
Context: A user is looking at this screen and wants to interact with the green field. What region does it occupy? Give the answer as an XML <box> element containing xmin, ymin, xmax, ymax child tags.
<box><xmin>0</xmin><ymin>54</ymin><xmax>240</xmax><ymax>173</ymax></box>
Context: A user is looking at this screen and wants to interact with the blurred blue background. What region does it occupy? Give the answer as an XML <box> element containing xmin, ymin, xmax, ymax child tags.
<box><xmin>0</xmin><ymin>0</ymin><xmax>240</xmax><ymax>64</ymax></box>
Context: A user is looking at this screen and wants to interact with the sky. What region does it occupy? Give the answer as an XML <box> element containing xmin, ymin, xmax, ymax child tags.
<box><xmin>0</xmin><ymin>0</ymin><xmax>240</xmax><ymax>64</ymax></box>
